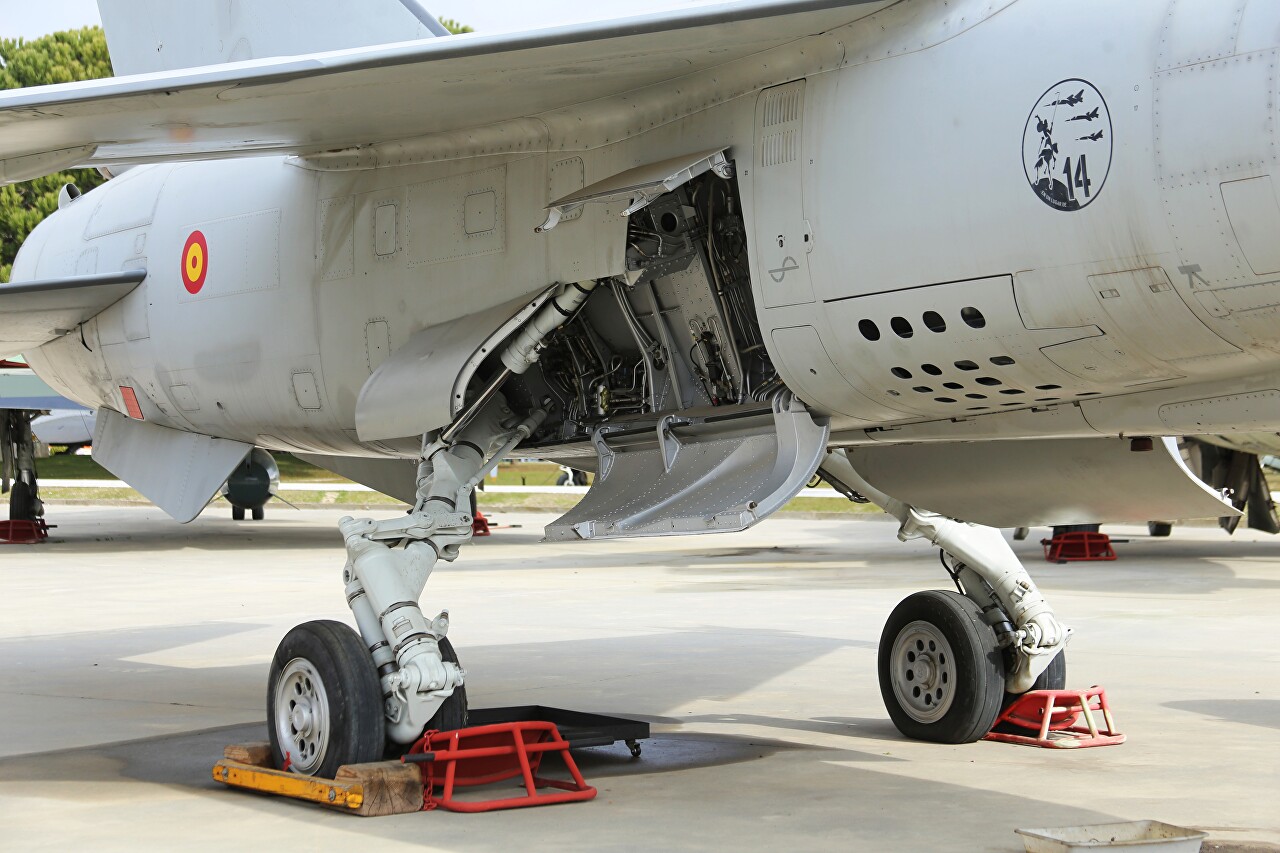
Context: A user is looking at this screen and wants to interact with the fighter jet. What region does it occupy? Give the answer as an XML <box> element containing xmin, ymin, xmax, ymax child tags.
<box><xmin>1068</xmin><ymin>107</ymin><xmax>1102</xmax><ymax>122</ymax></box>
<box><xmin>2</xmin><ymin>0</ymin><xmax>1276</xmax><ymax>772</ymax></box>
<box><xmin>1078</xmin><ymin>130</ymin><xmax>1106</xmax><ymax>142</ymax></box>
<box><xmin>1045</xmin><ymin>89</ymin><xmax>1086</xmax><ymax>108</ymax></box>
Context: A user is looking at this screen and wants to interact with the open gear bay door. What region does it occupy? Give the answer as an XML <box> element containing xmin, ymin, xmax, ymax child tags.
<box><xmin>544</xmin><ymin>395</ymin><xmax>829</xmax><ymax>541</ymax></box>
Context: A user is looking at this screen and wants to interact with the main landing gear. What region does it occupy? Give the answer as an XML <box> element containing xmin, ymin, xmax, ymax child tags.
<box><xmin>267</xmin><ymin>282</ymin><xmax>596</xmax><ymax>773</ymax></box>
<box><xmin>827</xmin><ymin>452</ymin><xmax>1071</xmax><ymax>743</ymax></box>
<box><xmin>266</xmin><ymin>393</ymin><xmax>534</xmax><ymax>770</ymax></box>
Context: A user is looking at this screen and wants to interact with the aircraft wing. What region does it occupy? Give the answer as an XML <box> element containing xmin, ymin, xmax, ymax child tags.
<box><xmin>0</xmin><ymin>271</ymin><xmax>146</xmax><ymax>352</ymax></box>
<box><xmin>0</xmin><ymin>0</ymin><xmax>888</xmax><ymax>183</ymax></box>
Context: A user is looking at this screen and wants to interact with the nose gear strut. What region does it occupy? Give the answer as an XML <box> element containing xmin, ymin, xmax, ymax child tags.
<box><xmin>827</xmin><ymin>450</ymin><xmax>1070</xmax><ymax>694</ymax></box>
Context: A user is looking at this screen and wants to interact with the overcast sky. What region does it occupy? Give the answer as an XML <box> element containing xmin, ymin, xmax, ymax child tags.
<box><xmin>0</xmin><ymin>0</ymin><xmax>729</xmax><ymax>41</ymax></box>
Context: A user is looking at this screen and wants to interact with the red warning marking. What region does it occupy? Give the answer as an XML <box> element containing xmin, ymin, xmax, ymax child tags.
<box><xmin>181</xmin><ymin>230</ymin><xmax>209</xmax><ymax>295</ymax></box>
<box><xmin>120</xmin><ymin>386</ymin><xmax>144</xmax><ymax>420</ymax></box>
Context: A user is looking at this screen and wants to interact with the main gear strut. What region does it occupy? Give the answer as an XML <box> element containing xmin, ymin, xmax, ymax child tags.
<box><xmin>335</xmin><ymin>280</ymin><xmax>597</xmax><ymax>745</ymax></box>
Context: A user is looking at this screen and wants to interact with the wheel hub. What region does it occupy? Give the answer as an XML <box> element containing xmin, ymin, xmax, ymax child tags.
<box><xmin>889</xmin><ymin>620</ymin><xmax>958</xmax><ymax>724</ymax></box>
<box><xmin>274</xmin><ymin>658</ymin><xmax>330</xmax><ymax>774</ymax></box>
<box><xmin>290</xmin><ymin>703</ymin><xmax>313</xmax><ymax>735</ymax></box>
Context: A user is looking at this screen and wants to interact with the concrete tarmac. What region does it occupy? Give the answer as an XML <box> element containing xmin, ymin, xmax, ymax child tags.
<box><xmin>1</xmin><ymin>506</ymin><xmax>1277</xmax><ymax>852</ymax></box>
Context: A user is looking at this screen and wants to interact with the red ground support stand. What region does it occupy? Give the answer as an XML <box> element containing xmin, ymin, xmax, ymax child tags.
<box><xmin>471</xmin><ymin>511</ymin><xmax>491</xmax><ymax>537</ymax></box>
<box><xmin>984</xmin><ymin>687</ymin><xmax>1126</xmax><ymax>749</ymax></box>
<box><xmin>404</xmin><ymin>722</ymin><xmax>596</xmax><ymax>812</ymax></box>
<box><xmin>1041</xmin><ymin>532</ymin><xmax>1116</xmax><ymax>563</ymax></box>
<box><xmin>0</xmin><ymin>519</ymin><xmax>50</xmax><ymax>544</ymax></box>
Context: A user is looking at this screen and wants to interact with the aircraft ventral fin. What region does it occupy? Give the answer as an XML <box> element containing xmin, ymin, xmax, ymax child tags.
<box><xmin>93</xmin><ymin>409</ymin><xmax>254</xmax><ymax>524</ymax></box>
<box><xmin>0</xmin><ymin>0</ymin><xmax>887</xmax><ymax>184</ymax></box>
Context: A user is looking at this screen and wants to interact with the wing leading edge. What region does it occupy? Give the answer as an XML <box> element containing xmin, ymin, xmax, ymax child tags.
<box><xmin>0</xmin><ymin>0</ymin><xmax>891</xmax><ymax>184</ymax></box>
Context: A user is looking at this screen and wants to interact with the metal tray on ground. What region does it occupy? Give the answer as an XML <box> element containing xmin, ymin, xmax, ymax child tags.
<box><xmin>1016</xmin><ymin>821</ymin><xmax>1207</xmax><ymax>853</ymax></box>
<box><xmin>468</xmin><ymin>706</ymin><xmax>649</xmax><ymax>756</ymax></box>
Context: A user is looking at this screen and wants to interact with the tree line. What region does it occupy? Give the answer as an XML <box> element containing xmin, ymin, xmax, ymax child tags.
<box><xmin>0</xmin><ymin>27</ymin><xmax>113</xmax><ymax>283</ymax></box>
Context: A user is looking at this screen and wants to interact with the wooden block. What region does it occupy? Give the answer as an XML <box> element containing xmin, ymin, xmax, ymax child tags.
<box><xmin>223</xmin><ymin>742</ymin><xmax>274</xmax><ymax>768</ymax></box>
<box><xmin>334</xmin><ymin>762</ymin><xmax>424</xmax><ymax>817</ymax></box>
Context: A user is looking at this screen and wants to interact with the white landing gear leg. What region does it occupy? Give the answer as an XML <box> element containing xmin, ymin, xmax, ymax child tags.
<box><xmin>832</xmin><ymin>456</ymin><xmax>1070</xmax><ymax>743</ymax></box>
<box><xmin>266</xmin><ymin>394</ymin><xmax>546</xmax><ymax>772</ymax></box>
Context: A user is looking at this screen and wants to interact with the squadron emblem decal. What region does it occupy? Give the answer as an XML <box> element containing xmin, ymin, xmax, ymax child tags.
<box><xmin>181</xmin><ymin>230</ymin><xmax>208</xmax><ymax>294</ymax></box>
<box><xmin>1023</xmin><ymin>79</ymin><xmax>1113</xmax><ymax>212</ymax></box>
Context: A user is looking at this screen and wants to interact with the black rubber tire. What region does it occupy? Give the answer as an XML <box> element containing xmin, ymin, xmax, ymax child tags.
<box><xmin>1001</xmin><ymin>649</ymin><xmax>1066</xmax><ymax>708</ymax></box>
<box><xmin>996</xmin><ymin>649</ymin><xmax>1067</xmax><ymax>734</ymax></box>
<box><xmin>555</xmin><ymin>472</ymin><xmax>570</xmax><ymax>486</ymax></box>
<box><xmin>1148</xmin><ymin>521</ymin><xmax>1173</xmax><ymax>538</ymax></box>
<box><xmin>231</xmin><ymin>505</ymin><xmax>245</xmax><ymax>521</ymax></box>
<box><xmin>8</xmin><ymin>480</ymin><xmax>35</xmax><ymax>521</ymax></box>
<box><xmin>878</xmin><ymin>590</ymin><xmax>1006</xmax><ymax>744</ymax></box>
<box><xmin>428</xmin><ymin>636</ymin><xmax>469</xmax><ymax>732</ymax></box>
<box><xmin>384</xmin><ymin>636</ymin><xmax>468</xmax><ymax>759</ymax></box>
<box><xmin>267</xmin><ymin>620</ymin><xmax>385</xmax><ymax>777</ymax></box>
<box><xmin>1053</xmin><ymin>523</ymin><xmax>1101</xmax><ymax>537</ymax></box>
<box><xmin>252</xmin><ymin>506</ymin><xmax>265</xmax><ymax>521</ymax></box>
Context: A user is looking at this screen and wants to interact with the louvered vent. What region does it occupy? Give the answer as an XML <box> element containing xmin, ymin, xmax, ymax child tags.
<box><xmin>759</xmin><ymin>86</ymin><xmax>802</xmax><ymax>168</ymax></box>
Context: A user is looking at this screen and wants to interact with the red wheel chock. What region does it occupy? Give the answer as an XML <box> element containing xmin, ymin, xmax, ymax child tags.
<box><xmin>1041</xmin><ymin>532</ymin><xmax>1116</xmax><ymax>563</ymax></box>
<box><xmin>0</xmin><ymin>519</ymin><xmax>50</xmax><ymax>544</ymax></box>
<box><xmin>471</xmin><ymin>511</ymin><xmax>491</xmax><ymax>537</ymax></box>
<box><xmin>984</xmin><ymin>687</ymin><xmax>1125</xmax><ymax>748</ymax></box>
<box><xmin>404</xmin><ymin>721</ymin><xmax>597</xmax><ymax>812</ymax></box>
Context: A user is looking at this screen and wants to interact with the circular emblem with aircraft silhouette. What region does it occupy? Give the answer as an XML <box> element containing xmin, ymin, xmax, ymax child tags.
<box><xmin>1023</xmin><ymin>79</ymin><xmax>1113</xmax><ymax>212</ymax></box>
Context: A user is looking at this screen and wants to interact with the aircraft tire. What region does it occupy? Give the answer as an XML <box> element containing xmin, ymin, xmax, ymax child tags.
<box><xmin>1006</xmin><ymin>648</ymin><xmax>1066</xmax><ymax>702</ymax></box>
<box><xmin>231</xmin><ymin>505</ymin><xmax>245</xmax><ymax>521</ymax></box>
<box><xmin>1148</xmin><ymin>522</ymin><xmax>1173</xmax><ymax>537</ymax></box>
<box><xmin>384</xmin><ymin>636</ymin><xmax>468</xmax><ymax>760</ymax></box>
<box><xmin>8</xmin><ymin>480</ymin><xmax>35</xmax><ymax>521</ymax></box>
<box><xmin>878</xmin><ymin>590</ymin><xmax>1005</xmax><ymax>744</ymax></box>
<box><xmin>428</xmin><ymin>636</ymin><xmax>469</xmax><ymax>731</ymax></box>
<box><xmin>252</xmin><ymin>506</ymin><xmax>265</xmax><ymax>521</ymax></box>
<box><xmin>994</xmin><ymin>649</ymin><xmax>1067</xmax><ymax>733</ymax></box>
<box><xmin>268</xmin><ymin>620</ymin><xmax>385</xmax><ymax>777</ymax></box>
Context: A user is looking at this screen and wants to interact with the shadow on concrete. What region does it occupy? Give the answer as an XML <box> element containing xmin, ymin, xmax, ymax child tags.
<box><xmin>1163</xmin><ymin>699</ymin><xmax>1280</xmax><ymax>731</ymax></box>
<box><xmin>0</xmin><ymin>718</ymin><xmax>1122</xmax><ymax>852</ymax></box>
<box><xmin>679</xmin><ymin>713</ymin><xmax>903</xmax><ymax>745</ymax></box>
<box><xmin>1</xmin><ymin>623</ymin><xmax>865</xmax><ymax>747</ymax></box>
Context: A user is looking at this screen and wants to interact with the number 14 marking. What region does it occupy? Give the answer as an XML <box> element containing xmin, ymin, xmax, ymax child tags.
<box><xmin>1063</xmin><ymin>155</ymin><xmax>1092</xmax><ymax>201</ymax></box>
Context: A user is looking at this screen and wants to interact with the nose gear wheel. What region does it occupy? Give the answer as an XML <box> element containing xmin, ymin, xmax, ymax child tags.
<box><xmin>878</xmin><ymin>590</ymin><xmax>1005</xmax><ymax>744</ymax></box>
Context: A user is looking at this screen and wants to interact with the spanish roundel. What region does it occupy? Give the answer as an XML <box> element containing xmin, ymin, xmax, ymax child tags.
<box><xmin>181</xmin><ymin>231</ymin><xmax>208</xmax><ymax>294</ymax></box>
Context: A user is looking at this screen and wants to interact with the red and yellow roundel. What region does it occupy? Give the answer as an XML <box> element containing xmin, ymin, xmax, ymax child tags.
<box><xmin>181</xmin><ymin>231</ymin><xmax>208</xmax><ymax>294</ymax></box>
